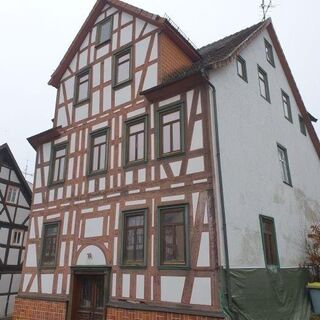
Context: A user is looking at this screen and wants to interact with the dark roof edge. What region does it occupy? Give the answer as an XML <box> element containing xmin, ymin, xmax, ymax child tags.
<box><xmin>28</xmin><ymin>127</ymin><xmax>63</xmax><ymax>151</ymax></box>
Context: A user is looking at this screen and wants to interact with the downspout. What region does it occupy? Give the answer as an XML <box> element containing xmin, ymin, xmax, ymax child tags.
<box><xmin>202</xmin><ymin>71</ymin><xmax>239</xmax><ymax>320</ymax></box>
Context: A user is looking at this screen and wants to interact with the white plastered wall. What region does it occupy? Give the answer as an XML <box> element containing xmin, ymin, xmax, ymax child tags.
<box><xmin>209</xmin><ymin>29</ymin><xmax>320</xmax><ymax>269</ymax></box>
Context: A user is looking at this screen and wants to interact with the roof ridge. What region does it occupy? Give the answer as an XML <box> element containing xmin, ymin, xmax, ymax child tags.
<box><xmin>198</xmin><ymin>19</ymin><xmax>268</xmax><ymax>55</ymax></box>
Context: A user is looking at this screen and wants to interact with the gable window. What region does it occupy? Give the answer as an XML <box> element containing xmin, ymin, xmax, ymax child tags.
<box><xmin>281</xmin><ymin>90</ymin><xmax>292</xmax><ymax>122</ymax></box>
<box><xmin>299</xmin><ymin>115</ymin><xmax>307</xmax><ymax>136</ymax></box>
<box><xmin>236</xmin><ymin>56</ymin><xmax>247</xmax><ymax>82</ymax></box>
<box><xmin>260</xmin><ymin>216</ymin><xmax>279</xmax><ymax>267</ymax></box>
<box><xmin>96</xmin><ymin>17</ymin><xmax>112</xmax><ymax>46</ymax></box>
<box><xmin>258</xmin><ymin>66</ymin><xmax>270</xmax><ymax>102</ymax></box>
<box><xmin>75</xmin><ymin>69</ymin><xmax>90</xmax><ymax>104</ymax></box>
<box><xmin>11</xmin><ymin>229</ymin><xmax>23</xmax><ymax>246</ymax></box>
<box><xmin>40</xmin><ymin>222</ymin><xmax>60</xmax><ymax>267</ymax></box>
<box><xmin>121</xmin><ymin>209</ymin><xmax>147</xmax><ymax>267</ymax></box>
<box><xmin>6</xmin><ymin>186</ymin><xmax>19</xmax><ymax>204</ymax></box>
<box><xmin>113</xmin><ymin>48</ymin><xmax>132</xmax><ymax>87</ymax></box>
<box><xmin>158</xmin><ymin>103</ymin><xmax>185</xmax><ymax>158</ymax></box>
<box><xmin>89</xmin><ymin>129</ymin><xmax>108</xmax><ymax>174</ymax></box>
<box><xmin>277</xmin><ymin>144</ymin><xmax>292</xmax><ymax>186</ymax></box>
<box><xmin>50</xmin><ymin>144</ymin><xmax>68</xmax><ymax>185</ymax></box>
<box><xmin>158</xmin><ymin>205</ymin><xmax>189</xmax><ymax>268</ymax></box>
<box><xmin>265</xmin><ymin>39</ymin><xmax>275</xmax><ymax>67</ymax></box>
<box><xmin>125</xmin><ymin>116</ymin><xmax>147</xmax><ymax>166</ymax></box>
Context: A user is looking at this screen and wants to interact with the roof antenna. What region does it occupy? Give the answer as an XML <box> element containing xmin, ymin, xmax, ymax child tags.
<box><xmin>23</xmin><ymin>160</ymin><xmax>34</xmax><ymax>181</ymax></box>
<box><xmin>260</xmin><ymin>0</ymin><xmax>273</xmax><ymax>21</ymax></box>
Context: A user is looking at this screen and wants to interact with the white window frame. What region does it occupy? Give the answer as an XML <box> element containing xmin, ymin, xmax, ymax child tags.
<box><xmin>11</xmin><ymin>229</ymin><xmax>23</xmax><ymax>246</ymax></box>
<box><xmin>6</xmin><ymin>186</ymin><xmax>19</xmax><ymax>204</ymax></box>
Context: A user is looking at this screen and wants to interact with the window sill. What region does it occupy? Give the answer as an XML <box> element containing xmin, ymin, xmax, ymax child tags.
<box><xmin>283</xmin><ymin>180</ymin><xmax>293</xmax><ymax>188</ymax></box>
<box><xmin>158</xmin><ymin>264</ymin><xmax>190</xmax><ymax>271</ymax></box>
<box><xmin>124</xmin><ymin>160</ymin><xmax>148</xmax><ymax>169</ymax></box>
<box><xmin>158</xmin><ymin>151</ymin><xmax>185</xmax><ymax>161</ymax></box>
<box><xmin>87</xmin><ymin>169</ymin><xmax>108</xmax><ymax>178</ymax></box>
<box><xmin>48</xmin><ymin>180</ymin><xmax>65</xmax><ymax>188</ymax></box>
<box><xmin>260</xmin><ymin>95</ymin><xmax>271</xmax><ymax>104</ymax></box>
<box><xmin>119</xmin><ymin>264</ymin><xmax>147</xmax><ymax>270</ymax></box>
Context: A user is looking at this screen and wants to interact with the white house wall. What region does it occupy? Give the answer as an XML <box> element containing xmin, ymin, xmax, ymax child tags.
<box><xmin>209</xmin><ymin>29</ymin><xmax>320</xmax><ymax>269</ymax></box>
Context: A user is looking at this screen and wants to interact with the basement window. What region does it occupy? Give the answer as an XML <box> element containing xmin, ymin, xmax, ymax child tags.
<box><xmin>96</xmin><ymin>17</ymin><xmax>112</xmax><ymax>46</ymax></box>
<box><xmin>236</xmin><ymin>56</ymin><xmax>248</xmax><ymax>82</ymax></box>
<box><xmin>260</xmin><ymin>215</ymin><xmax>279</xmax><ymax>267</ymax></box>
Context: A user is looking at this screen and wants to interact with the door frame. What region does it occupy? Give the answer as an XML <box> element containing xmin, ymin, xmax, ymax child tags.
<box><xmin>68</xmin><ymin>266</ymin><xmax>111</xmax><ymax>320</ymax></box>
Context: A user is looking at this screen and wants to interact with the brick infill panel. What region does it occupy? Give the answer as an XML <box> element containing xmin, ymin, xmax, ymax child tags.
<box><xmin>13</xmin><ymin>297</ymin><xmax>67</xmax><ymax>320</ymax></box>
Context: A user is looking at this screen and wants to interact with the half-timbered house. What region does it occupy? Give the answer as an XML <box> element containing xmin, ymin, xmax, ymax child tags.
<box><xmin>0</xmin><ymin>144</ymin><xmax>31</xmax><ymax>319</ymax></box>
<box><xmin>13</xmin><ymin>1</ymin><xmax>320</xmax><ymax>320</ymax></box>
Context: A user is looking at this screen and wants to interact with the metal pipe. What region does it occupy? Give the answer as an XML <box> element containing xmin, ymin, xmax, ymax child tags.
<box><xmin>203</xmin><ymin>72</ymin><xmax>239</xmax><ymax>320</ymax></box>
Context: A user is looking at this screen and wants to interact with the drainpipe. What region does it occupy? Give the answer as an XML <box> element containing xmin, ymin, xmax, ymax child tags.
<box><xmin>202</xmin><ymin>71</ymin><xmax>239</xmax><ymax>320</ymax></box>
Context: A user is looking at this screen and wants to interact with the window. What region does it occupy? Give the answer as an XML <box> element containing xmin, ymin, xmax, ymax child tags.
<box><xmin>96</xmin><ymin>17</ymin><xmax>112</xmax><ymax>46</ymax></box>
<box><xmin>125</xmin><ymin>116</ymin><xmax>147</xmax><ymax>166</ymax></box>
<box><xmin>50</xmin><ymin>144</ymin><xmax>68</xmax><ymax>185</ymax></box>
<box><xmin>158</xmin><ymin>103</ymin><xmax>184</xmax><ymax>158</ymax></box>
<box><xmin>89</xmin><ymin>129</ymin><xmax>108</xmax><ymax>174</ymax></box>
<box><xmin>281</xmin><ymin>90</ymin><xmax>292</xmax><ymax>122</ymax></box>
<box><xmin>11</xmin><ymin>229</ymin><xmax>23</xmax><ymax>246</ymax></box>
<box><xmin>75</xmin><ymin>69</ymin><xmax>90</xmax><ymax>104</ymax></box>
<box><xmin>277</xmin><ymin>144</ymin><xmax>292</xmax><ymax>186</ymax></box>
<box><xmin>113</xmin><ymin>48</ymin><xmax>132</xmax><ymax>87</ymax></box>
<box><xmin>158</xmin><ymin>205</ymin><xmax>189</xmax><ymax>268</ymax></box>
<box><xmin>40</xmin><ymin>222</ymin><xmax>60</xmax><ymax>267</ymax></box>
<box><xmin>121</xmin><ymin>210</ymin><xmax>147</xmax><ymax>267</ymax></box>
<box><xmin>258</xmin><ymin>66</ymin><xmax>270</xmax><ymax>102</ymax></box>
<box><xmin>299</xmin><ymin>115</ymin><xmax>307</xmax><ymax>136</ymax></box>
<box><xmin>236</xmin><ymin>56</ymin><xmax>247</xmax><ymax>82</ymax></box>
<box><xmin>6</xmin><ymin>186</ymin><xmax>19</xmax><ymax>204</ymax></box>
<box><xmin>265</xmin><ymin>39</ymin><xmax>275</xmax><ymax>67</ymax></box>
<box><xmin>260</xmin><ymin>216</ymin><xmax>279</xmax><ymax>267</ymax></box>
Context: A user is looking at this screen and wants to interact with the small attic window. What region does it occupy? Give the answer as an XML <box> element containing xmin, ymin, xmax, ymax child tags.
<box><xmin>236</xmin><ymin>56</ymin><xmax>247</xmax><ymax>82</ymax></box>
<box><xmin>96</xmin><ymin>17</ymin><xmax>112</xmax><ymax>46</ymax></box>
<box><xmin>299</xmin><ymin>115</ymin><xmax>307</xmax><ymax>136</ymax></box>
<box><xmin>265</xmin><ymin>39</ymin><xmax>275</xmax><ymax>67</ymax></box>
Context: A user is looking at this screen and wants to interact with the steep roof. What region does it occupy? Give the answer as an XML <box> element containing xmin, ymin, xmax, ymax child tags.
<box><xmin>0</xmin><ymin>144</ymin><xmax>32</xmax><ymax>206</ymax></box>
<box><xmin>49</xmin><ymin>0</ymin><xmax>200</xmax><ymax>88</ymax></box>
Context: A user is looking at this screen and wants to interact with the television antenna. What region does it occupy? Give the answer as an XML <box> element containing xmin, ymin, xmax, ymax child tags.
<box><xmin>260</xmin><ymin>0</ymin><xmax>273</xmax><ymax>20</ymax></box>
<box><xmin>23</xmin><ymin>160</ymin><xmax>34</xmax><ymax>181</ymax></box>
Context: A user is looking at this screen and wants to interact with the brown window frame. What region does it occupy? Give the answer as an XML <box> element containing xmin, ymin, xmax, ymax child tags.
<box><xmin>260</xmin><ymin>215</ymin><xmax>279</xmax><ymax>267</ymax></box>
<box><xmin>236</xmin><ymin>55</ymin><xmax>248</xmax><ymax>82</ymax></box>
<box><xmin>157</xmin><ymin>102</ymin><xmax>185</xmax><ymax>159</ymax></box>
<box><xmin>124</xmin><ymin>115</ymin><xmax>148</xmax><ymax>166</ymax></box>
<box><xmin>112</xmin><ymin>47</ymin><xmax>132</xmax><ymax>88</ymax></box>
<box><xmin>88</xmin><ymin>128</ymin><xmax>109</xmax><ymax>175</ymax></box>
<box><xmin>49</xmin><ymin>143</ymin><xmax>68</xmax><ymax>186</ymax></box>
<box><xmin>158</xmin><ymin>204</ymin><xmax>190</xmax><ymax>269</ymax></box>
<box><xmin>40</xmin><ymin>222</ymin><xmax>60</xmax><ymax>268</ymax></box>
<box><xmin>120</xmin><ymin>209</ymin><xmax>147</xmax><ymax>268</ymax></box>
<box><xmin>264</xmin><ymin>38</ymin><xmax>275</xmax><ymax>67</ymax></box>
<box><xmin>258</xmin><ymin>65</ymin><xmax>270</xmax><ymax>102</ymax></box>
<box><xmin>95</xmin><ymin>17</ymin><xmax>113</xmax><ymax>47</ymax></box>
<box><xmin>74</xmin><ymin>68</ymin><xmax>91</xmax><ymax>106</ymax></box>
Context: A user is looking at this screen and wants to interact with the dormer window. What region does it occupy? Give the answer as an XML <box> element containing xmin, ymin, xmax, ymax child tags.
<box><xmin>265</xmin><ymin>39</ymin><xmax>275</xmax><ymax>67</ymax></box>
<box><xmin>96</xmin><ymin>17</ymin><xmax>112</xmax><ymax>46</ymax></box>
<box><xmin>113</xmin><ymin>47</ymin><xmax>132</xmax><ymax>87</ymax></box>
<box><xmin>75</xmin><ymin>69</ymin><xmax>90</xmax><ymax>105</ymax></box>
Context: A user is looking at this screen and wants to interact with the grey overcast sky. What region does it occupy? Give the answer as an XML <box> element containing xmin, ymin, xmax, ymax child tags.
<box><xmin>0</xmin><ymin>0</ymin><xmax>319</xmax><ymax>182</ymax></box>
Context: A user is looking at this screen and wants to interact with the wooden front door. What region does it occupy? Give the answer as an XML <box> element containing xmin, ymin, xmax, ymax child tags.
<box><xmin>75</xmin><ymin>275</ymin><xmax>104</xmax><ymax>320</ymax></box>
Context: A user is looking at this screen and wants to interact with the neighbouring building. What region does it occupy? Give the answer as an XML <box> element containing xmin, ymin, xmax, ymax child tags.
<box><xmin>0</xmin><ymin>144</ymin><xmax>32</xmax><ymax>319</ymax></box>
<box><xmin>13</xmin><ymin>1</ymin><xmax>320</xmax><ymax>320</ymax></box>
